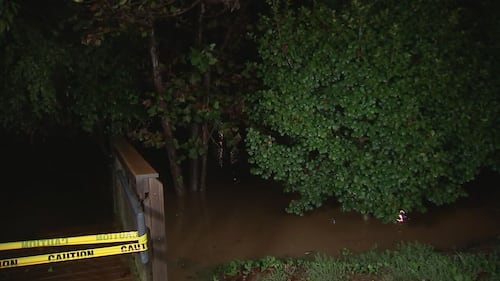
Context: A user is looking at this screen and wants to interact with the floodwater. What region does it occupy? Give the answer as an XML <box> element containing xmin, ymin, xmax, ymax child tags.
<box><xmin>2</xmin><ymin>137</ymin><xmax>499</xmax><ymax>281</ymax></box>
<box><xmin>164</xmin><ymin>169</ymin><xmax>500</xmax><ymax>281</ymax></box>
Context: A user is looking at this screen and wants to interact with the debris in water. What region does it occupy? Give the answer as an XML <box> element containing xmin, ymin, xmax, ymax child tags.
<box><xmin>396</xmin><ymin>209</ymin><xmax>407</xmax><ymax>223</ymax></box>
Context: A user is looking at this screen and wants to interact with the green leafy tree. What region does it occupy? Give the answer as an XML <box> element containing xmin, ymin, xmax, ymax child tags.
<box><xmin>75</xmin><ymin>0</ymin><xmax>253</xmax><ymax>194</ymax></box>
<box><xmin>0</xmin><ymin>0</ymin><xmax>18</xmax><ymax>33</ymax></box>
<box><xmin>129</xmin><ymin>3</ymin><xmax>255</xmax><ymax>192</ymax></box>
<box><xmin>1</xmin><ymin>0</ymin><xmax>255</xmax><ymax>195</ymax></box>
<box><xmin>246</xmin><ymin>0</ymin><xmax>499</xmax><ymax>221</ymax></box>
<box><xmin>0</xmin><ymin>1</ymin><xmax>143</xmax><ymax>139</ymax></box>
<box><xmin>131</xmin><ymin>40</ymin><xmax>252</xmax><ymax>191</ymax></box>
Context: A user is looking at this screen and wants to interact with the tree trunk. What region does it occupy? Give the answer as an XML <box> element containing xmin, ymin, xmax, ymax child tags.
<box><xmin>150</xmin><ymin>25</ymin><xmax>186</xmax><ymax>196</ymax></box>
<box><xmin>160</xmin><ymin>118</ymin><xmax>185</xmax><ymax>196</ymax></box>
<box><xmin>189</xmin><ymin>123</ymin><xmax>200</xmax><ymax>192</ymax></box>
<box><xmin>199</xmin><ymin>123</ymin><xmax>209</xmax><ymax>192</ymax></box>
<box><xmin>199</xmin><ymin>49</ymin><xmax>211</xmax><ymax>191</ymax></box>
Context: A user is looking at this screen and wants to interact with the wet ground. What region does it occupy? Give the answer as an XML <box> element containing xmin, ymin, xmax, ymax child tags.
<box><xmin>1</xmin><ymin>137</ymin><xmax>499</xmax><ymax>281</ymax></box>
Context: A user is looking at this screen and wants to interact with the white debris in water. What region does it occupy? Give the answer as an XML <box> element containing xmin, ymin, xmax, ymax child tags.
<box><xmin>396</xmin><ymin>209</ymin><xmax>407</xmax><ymax>223</ymax></box>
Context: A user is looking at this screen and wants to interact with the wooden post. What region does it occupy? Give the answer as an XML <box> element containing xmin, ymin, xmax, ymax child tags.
<box><xmin>112</xmin><ymin>137</ymin><xmax>159</xmax><ymax>197</ymax></box>
<box><xmin>144</xmin><ymin>178</ymin><xmax>168</xmax><ymax>281</ymax></box>
<box><xmin>112</xmin><ymin>137</ymin><xmax>168</xmax><ymax>281</ymax></box>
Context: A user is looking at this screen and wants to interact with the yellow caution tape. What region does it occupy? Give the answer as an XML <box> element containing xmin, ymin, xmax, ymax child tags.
<box><xmin>0</xmin><ymin>239</ymin><xmax>148</xmax><ymax>269</ymax></box>
<box><xmin>0</xmin><ymin>231</ymin><xmax>145</xmax><ymax>251</ymax></box>
<box><xmin>0</xmin><ymin>232</ymin><xmax>148</xmax><ymax>269</ymax></box>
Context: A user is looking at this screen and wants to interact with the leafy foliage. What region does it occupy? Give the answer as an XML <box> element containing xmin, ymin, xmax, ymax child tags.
<box><xmin>0</xmin><ymin>1</ymin><xmax>144</xmax><ymax>137</ymax></box>
<box><xmin>132</xmin><ymin>44</ymin><xmax>221</xmax><ymax>149</ymax></box>
<box><xmin>124</xmin><ymin>2</ymin><xmax>256</xmax><ymax>170</ymax></box>
<box><xmin>1</xmin><ymin>0</ymin><xmax>256</xmax><ymax>195</ymax></box>
<box><xmin>246</xmin><ymin>0</ymin><xmax>499</xmax><ymax>221</ymax></box>
<box><xmin>212</xmin><ymin>242</ymin><xmax>500</xmax><ymax>281</ymax></box>
<box><xmin>0</xmin><ymin>22</ymin><xmax>66</xmax><ymax>134</ymax></box>
<box><xmin>66</xmin><ymin>34</ymin><xmax>146</xmax><ymax>135</ymax></box>
<box><xmin>131</xmin><ymin>40</ymin><xmax>252</xmax><ymax>162</ymax></box>
<box><xmin>0</xmin><ymin>0</ymin><xmax>18</xmax><ymax>33</ymax></box>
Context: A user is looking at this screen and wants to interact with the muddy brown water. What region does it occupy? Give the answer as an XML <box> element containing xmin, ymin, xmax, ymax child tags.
<box><xmin>164</xmin><ymin>171</ymin><xmax>500</xmax><ymax>281</ymax></box>
<box><xmin>2</xmin><ymin>137</ymin><xmax>499</xmax><ymax>281</ymax></box>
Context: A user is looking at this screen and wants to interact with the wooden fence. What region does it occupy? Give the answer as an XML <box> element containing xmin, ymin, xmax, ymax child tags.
<box><xmin>111</xmin><ymin>137</ymin><xmax>168</xmax><ymax>281</ymax></box>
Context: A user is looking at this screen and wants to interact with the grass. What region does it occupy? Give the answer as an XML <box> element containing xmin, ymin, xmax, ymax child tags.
<box><xmin>209</xmin><ymin>241</ymin><xmax>500</xmax><ymax>281</ymax></box>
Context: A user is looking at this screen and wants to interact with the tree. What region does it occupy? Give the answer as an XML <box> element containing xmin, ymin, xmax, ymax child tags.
<box><xmin>1</xmin><ymin>0</ymin><xmax>256</xmax><ymax>195</ymax></box>
<box><xmin>0</xmin><ymin>0</ymin><xmax>18</xmax><ymax>33</ymax></box>
<box><xmin>246</xmin><ymin>0</ymin><xmax>499</xmax><ymax>222</ymax></box>
<box><xmin>75</xmin><ymin>0</ymin><xmax>254</xmax><ymax>194</ymax></box>
<box><xmin>0</xmin><ymin>1</ymin><xmax>143</xmax><ymax>140</ymax></box>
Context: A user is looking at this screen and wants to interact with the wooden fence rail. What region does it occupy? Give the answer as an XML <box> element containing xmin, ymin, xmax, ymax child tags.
<box><xmin>112</xmin><ymin>137</ymin><xmax>168</xmax><ymax>281</ymax></box>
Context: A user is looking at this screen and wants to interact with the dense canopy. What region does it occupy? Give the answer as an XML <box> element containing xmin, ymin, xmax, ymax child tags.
<box><xmin>0</xmin><ymin>0</ymin><xmax>498</xmax><ymax>221</ymax></box>
<box><xmin>246</xmin><ymin>0</ymin><xmax>500</xmax><ymax>221</ymax></box>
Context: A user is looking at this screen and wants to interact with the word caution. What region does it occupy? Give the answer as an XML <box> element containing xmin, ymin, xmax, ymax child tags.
<box><xmin>0</xmin><ymin>231</ymin><xmax>148</xmax><ymax>269</ymax></box>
